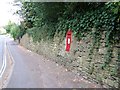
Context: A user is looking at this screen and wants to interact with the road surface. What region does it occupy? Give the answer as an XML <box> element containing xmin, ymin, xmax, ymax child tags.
<box><xmin>0</xmin><ymin>35</ymin><xmax>102</xmax><ymax>88</ymax></box>
<box><xmin>0</xmin><ymin>35</ymin><xmax>4</xmax><ymax>69</ymax></box>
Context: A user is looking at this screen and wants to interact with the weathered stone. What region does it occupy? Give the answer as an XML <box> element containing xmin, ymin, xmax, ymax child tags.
<box><xmin>20</xmin><ymin>33</ymin><xmax>119</xmax><ymax>88</ymax></box>
<box><xmin>98</xmin><ymin>48</ymin><xmax>106</xmax><ymax>55</ymax></box>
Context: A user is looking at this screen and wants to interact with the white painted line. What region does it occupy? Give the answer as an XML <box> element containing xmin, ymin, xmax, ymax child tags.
<box><xmin>6</xmin><ymin>42</ymin><xmax>15</xmax><ymax>66</ymax></box>
<box><xmin>0</xmin><ymin>40</ymin><xmax>7</xmax><ymax>78</ymax></box>
<box><xmin>0</xmin><ymin>42</ymin><xmax>4</xmax><ymax>76</ymax></box>
<box><xmin>0</xmin><ymin>57</ymin><xmax>5</xmax><ymax>77</ymax></box>
<box><xmin>2</xmin><ymin>40</ymin><xmax>15</xmax><ymax>88</ymax></box>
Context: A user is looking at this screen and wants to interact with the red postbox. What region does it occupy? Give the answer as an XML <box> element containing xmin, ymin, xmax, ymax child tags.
<box><xmin>66</xmin><ymin>30</ymin><xmax>72</xmax><ymax>52</ymax></box>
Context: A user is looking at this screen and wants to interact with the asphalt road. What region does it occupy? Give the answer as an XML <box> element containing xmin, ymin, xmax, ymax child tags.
<box><xmin>1</xmin><ymin>35</ymin><xmax>102</xmax><ymax>88</ymax></box>
<box><xmin>0</xmin><ymin>35</ymin><xmax>5</xmax><ymax>70</ymax></box>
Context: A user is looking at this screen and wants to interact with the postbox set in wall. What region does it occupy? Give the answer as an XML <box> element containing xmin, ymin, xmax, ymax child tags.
<box><xmin>66</xmin><ymin>30</ymin><xmax>72</xmax><ymax>52</ymax></box>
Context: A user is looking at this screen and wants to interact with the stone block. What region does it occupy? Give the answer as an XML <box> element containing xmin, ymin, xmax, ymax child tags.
<box><xmin>98</xmin><ymin>48</ymin><xmax>106</xmax><ymax>55</ymax></box>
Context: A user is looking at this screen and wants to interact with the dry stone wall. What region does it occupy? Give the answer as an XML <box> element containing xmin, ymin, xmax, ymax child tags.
<box><xmin>20</xmin><ymin>33</ymin><xmax>119</xmax><ymax>88</ymax></box>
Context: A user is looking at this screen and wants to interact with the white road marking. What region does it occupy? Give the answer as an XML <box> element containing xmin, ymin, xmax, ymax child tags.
<box><xmin>6</xmin><ymin>42</ymin><xmax>15</xmax><ymax>66</ymax></box>
<box><xmin>0</xmin><ymin>40</ymin><xmax>7</xmax><ymax>78</ymax></box>
<box><xmin>2</xmin><ymin>41</ymin><xmax>15</xmax><ymax>88</ymax></box>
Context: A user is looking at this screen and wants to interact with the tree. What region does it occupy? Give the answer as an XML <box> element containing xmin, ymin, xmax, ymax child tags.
<box><xmin>10</xmin><ymin>24</ymin><xmax>20</xmax><ymax>40</ymax></box>
<box><xmin>4</xmin><ymin>22</ymin><xmax>20</xmax><ymax>40</ymax></box>
<box><xmin>4</xmin><ymin>21</ymin><xmax>13</xmax><ymax>33</ymax></box>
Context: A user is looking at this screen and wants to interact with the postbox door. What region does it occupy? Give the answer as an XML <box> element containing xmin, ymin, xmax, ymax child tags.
<box><xmin>66</xmin><ymin>30</ymin><xmax>72</xmax><ymax>52</ymax></box>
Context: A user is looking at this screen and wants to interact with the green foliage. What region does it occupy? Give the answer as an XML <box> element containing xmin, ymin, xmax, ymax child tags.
<box><xmin>10</xmin><ymin>27</ymin><xmax>17</xmax><ymax>40</ymax></box>
<box><xmin>4</xmin><ymin>22</ymin><xmax>21</xmax><ymax>40</ymax></box>
<box><xmin>16</xmin><ymin>2</ymin><xmax>120</xmax><ymax>69</ymax></box>
<box><xmin>10</xmin><ymin>24</ymin><xmax>20</xmax><ymax>40</ymax></box>
<box><xmin>55</xmin><ymin>2</ymin><xmax>120</xmax><ymax>69</ymax></box>
<box><xmin>17</xmin><ymin>2</ymin><xmax>106</xmax><ymax>40</ymax></box>
<box><xmin>18</xmin><ymin>21</ymin><xmax>26</xmax><ymax>38</ymax></box>
<box><xmin>4</xmin><ymin>21</ymin><xmax>14</xmax><ymax>33</ymax></box>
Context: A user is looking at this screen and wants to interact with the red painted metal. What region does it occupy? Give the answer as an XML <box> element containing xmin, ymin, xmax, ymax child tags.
<box><xmin>66</xmin><ymin>30</ymin><xmax>72</xmax><ymax>52</ymax></box>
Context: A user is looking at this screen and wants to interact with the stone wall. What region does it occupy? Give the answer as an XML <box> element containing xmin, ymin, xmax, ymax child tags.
<box><xmin>20</xmin><ymin>33</ymin><xmax>119</xmax><ymax>88</ymax></box>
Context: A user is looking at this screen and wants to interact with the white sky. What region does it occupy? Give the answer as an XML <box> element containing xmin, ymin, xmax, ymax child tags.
<box><xmin>0</xmin><ymin>0</ymin><xmax>21</xmax><ymax>27</ymax></box>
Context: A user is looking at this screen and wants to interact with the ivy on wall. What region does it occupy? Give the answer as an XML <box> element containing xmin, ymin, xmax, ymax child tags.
<box><xmin>54</xmin><ymin>3</ymin><xmax>119</xmax><ymax>70</ymax></box>
<box><xmin>16</xmin><ymin>2</ymin><xmax>120</xmax><ymax>69</ymax></box>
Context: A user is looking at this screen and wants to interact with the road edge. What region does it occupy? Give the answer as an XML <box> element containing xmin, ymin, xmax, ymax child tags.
<box><xmin>1</xmin><ymin>41</ymin><xmax>15</xmax><ymax>88</ymax></box>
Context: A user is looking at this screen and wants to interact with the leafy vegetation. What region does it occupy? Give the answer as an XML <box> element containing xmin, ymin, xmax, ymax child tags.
<box><xmin>5</xmin><ymin>2</ymin><xmax>120</xmax><ymax>69</ymax></box>
<box><xmin>10</xmin><ymin>23</ymin><xmax>20</xmax><ymax>40</ymax></box>
<box><xmin>4</xmin><ymin>21</ymin><xmax>14</xmax><ymax>33</ymax></box>
<box><xmin>4</xmin><ymin>21</ymin><xmax>25</xmax><ymax>41</ymax></box>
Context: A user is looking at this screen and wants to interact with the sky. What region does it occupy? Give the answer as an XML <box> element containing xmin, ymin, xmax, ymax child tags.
<box><xmin>0</xmin><ymin>0</ymin><xmax>21</xmax><ymax>27</ymax></box>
